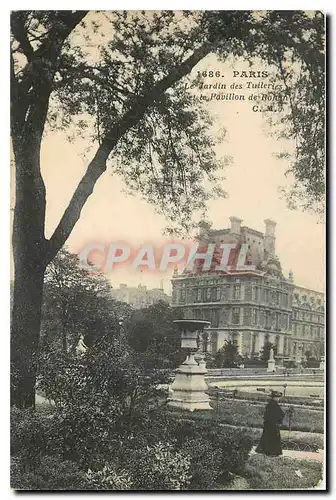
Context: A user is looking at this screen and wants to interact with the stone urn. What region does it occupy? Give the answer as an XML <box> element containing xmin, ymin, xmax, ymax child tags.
<box><xmin>167</xmin><ymin>319</ymin><xmax>212</xmax><ymax>411</ymax></box>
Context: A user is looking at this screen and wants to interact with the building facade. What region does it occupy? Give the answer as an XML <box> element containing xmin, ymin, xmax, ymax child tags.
<box><xmin>111</xmin><ymin>283</ymin><xmax>171</xmax><ymax>309</ymax></box>
<box><xmin>171</xmin><ymin>217</ymin><xmax>324</xmax><ymax>363</ymax></box>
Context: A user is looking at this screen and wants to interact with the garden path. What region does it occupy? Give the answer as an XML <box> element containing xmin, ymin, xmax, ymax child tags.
<box><xmin>250</xmin><ymin>447</ymin><xmax>324</xmax><ymax>462</ymax></box>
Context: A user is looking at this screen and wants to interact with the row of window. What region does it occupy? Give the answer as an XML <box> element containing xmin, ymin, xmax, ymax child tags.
<box><xmin>190</xmin><ymin>306</ymin><xmax>292</xmax><ymax>330</ymax></box>
<box><xmin>173</xmin><ymin>284</ymin><xmax>290</xmax><ymax>306</ymax></box>
<box><xmin>293</xmin><ymin>310</ymin><xmax>324</xmax><ymax>323</ymax></box>
<box><xmin>294</xmin><ymin>293</ymin><xmax>322</xmax><ymax>306</ymax></box>
<box><xmin>293</xmin><ymin>323</ymin><xmax>323</xmax><ymax>339</ymax></box>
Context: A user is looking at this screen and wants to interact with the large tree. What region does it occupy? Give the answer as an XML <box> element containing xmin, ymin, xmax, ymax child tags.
<box><xmin>10</xmin><ymin>10</ymin><xmax>324</xmax><ymax>407</ymax></box>
<box><xmin>41</xmin><ymin>248</ymin><xmax>132</xmax><ymax>354</ymax></box>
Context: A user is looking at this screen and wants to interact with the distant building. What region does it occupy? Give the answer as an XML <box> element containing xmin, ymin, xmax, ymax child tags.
<box><xmin>111</xmin><ymin>283</ymin><xmax>171</xmax><ymax>309</ymax></box>
<box><xmin>171</xmin><ymin>217</ymin><xmax>324</xmax><ymax>363</ymax></box>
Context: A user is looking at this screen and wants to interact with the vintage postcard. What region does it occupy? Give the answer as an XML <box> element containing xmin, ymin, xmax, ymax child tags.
<box><xmin>10</xmin><ymin>10</ymin><xmax>325</xmax><ymax>491</ymax></box>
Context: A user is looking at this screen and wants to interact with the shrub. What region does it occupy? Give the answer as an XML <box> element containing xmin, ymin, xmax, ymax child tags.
<box><xmin>11</xmin><ymin>407</ymin><xmax>47</xmax><ymax>467</ymax></box>
<box><xmin>11</xmin><ymin>456</ymin><xmax>87</xmax><ymax>490</ymax></box>
<box><xmin>127</xmin><ymin>442</ymin><xmax>192</xmax><ymax>490</ymax></box>
<box><xmin>86</xmin><ymin>466</ymin><xmax>133</xmax><ymax>490</ymax></box>
<box><xmin>171</xmin><ymin>417</ymin><xmax>253</xmax><ymax>489</ymax></box>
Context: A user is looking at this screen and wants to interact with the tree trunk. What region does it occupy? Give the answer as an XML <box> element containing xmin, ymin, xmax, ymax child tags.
<box><xmin>11</xmin><ymin>259</ymin><xmax>46</xmax><ymax>408</ymax></box>
<box><xmin>11</xmin><ymin>141</ymin><xmax>47</xmax><ymax>408</ymax></box>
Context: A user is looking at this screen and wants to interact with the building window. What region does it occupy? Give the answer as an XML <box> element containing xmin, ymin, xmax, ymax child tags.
<box><xmin>232</xmin><ymin>307</ymin><xmax>240</xmax><ymax>324</ymax></box>
<box><xmin>197</xmin><ymin>289</ymin><xmax>202</xmax><ymax>302</ymax></box>
<box><xmin>265</xmin><ymin>289</ymin><xmax>270</xmax><ymax>303</ymax></box>
<box><xmin>203</xmin><ymin>309</ymin><xmax>211</xmax><ymax>322</ymax></box>
<box><xmin>221</xmin><ymin>287</ymin><xmax>227</xmax><ymax>301</ymax></box>
<box><xmin>233</xmin><ymin>284</ymin><xmax>241</xmax><ymax>300</ymax></box>
<box><xmin>216</xmin><ymin>287</ymin><xmax>221</xmax><ymax>301</ymax></box>
<box><xmin>211</xmin><ymin>332</ymin><xmax>218</xmax><ymax>355</ymax></box>
<box><xmin>206</xmin><ymin>288</ymin><xmax>212</xmax><ymax>301</ymax></box>
<box><xmin>283</xmin><ymin>294</ymin><xmax>288</xmax><ymax>308</ymax></box>
<box><xmin>260</xmin><ymin>288</ymin><xmax>265</xmax><ymax>303</ymax></box>
<box><xmin>244</xmin><ymin>307</ymin><xmax>251</xmax><ymax>326</ymax></box>
<box><xmin>245</xmin><ymin>283</ymin><xmax>252</xmax><ymax>301</ymax></box>
<box><xmin>276</xmin><ymin>312</ymin><xmax>281</xmax><ymax>330</ymax></box>
<box><xmin>294</xmin><ymin>323</ymin><xmax>297</xmax><ymax>334</ymax></box>
<box><xmin>260</xmin><ymin>310</ymin><xmax>266</xmax><ymax>328</ymax></box>
<box><xmin>211</xmin><ymin>309</ymin><xmax>219</xmax><ymax>328</ymax></box>
<box><xmin>193</xmin><ymin>308</ymin><xmax>202</xmax><ymax>320</ymax></box>
<box><xmin>232</xmin><ymin>332</ymin><xmax>239</xmax><ymax>345</ymax></box>
<box><xmin>251</xmin><ymin>334</ymin><xmax>257</xmax><ymax>354</ymax></box>
<box><xmin>265</xmin><ymin>311</ymin><xmax>271</xmax><ymax>329</ymax></box>
<box><xmin>252</xmin><ymin>309</ymin><xmax>258</xmax><ymax>326</ymax></box>
<box><xmin>253</xmin><ymin>286</ymin><xmax>259</xmax><ymax>302</ymax></box>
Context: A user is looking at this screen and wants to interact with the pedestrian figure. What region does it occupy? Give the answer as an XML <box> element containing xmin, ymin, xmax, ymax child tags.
<box><xmin>256</xmin><ymin>392</ymin><xmax>285</xmax><ymax>456</ymax></box>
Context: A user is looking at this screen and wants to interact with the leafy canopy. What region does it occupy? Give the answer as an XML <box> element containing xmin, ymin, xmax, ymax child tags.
<box><xmin>11</xmin><ymin>10</ymin><xmax>325</xmax><ymax>239</ymax></box>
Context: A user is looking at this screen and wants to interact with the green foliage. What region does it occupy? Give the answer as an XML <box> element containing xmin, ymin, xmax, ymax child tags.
<box><xmin>170</xmin><ymin>418</ymin><xmax>253</xmax><ymax>490</ymax></box>
<box><xmin>123</xmin><ymin>442</ymin><xmax>192</xmax><ymax>491</ymax></box>
<box><xmin>85</xmin><ymin>465</ymin><xmax>133</xmax><ymax>490</ymax></box>
<box><xmin>124</xmin><ymin>301</ymin><xmax>185</xmax><ymax>369</ymax></box>
<box><xmin>260</xmin><ymin>341</ymin><xmax>277</xmax><ymax>362</ymax></box>
<box><xmin>204</xmin><ymin>10</ymin><xmax>325</xmax><ymax>215</ymax></box>
<box><xmin>41</xmin><ymin>248</ymin><xmax>131</xmax><ymax>354</ymax></box>
<box><xmin>11</xmin><ymin>407</ymin><xmax>47</xmax><ymax>467</ymax></box>
<box><xmin>214</xmin><ymin>340</ymin><xmax>240</xmax><ymax>368</ymax></box>
<box><xmin>36</xmin><ymin>335</ymin><xmax>170</xmax><ymax>468</ymax></box>
<box><xmin>11</xmin><ymin>456</ymin><xmax>87</xmax><ymax>491</ymax></box>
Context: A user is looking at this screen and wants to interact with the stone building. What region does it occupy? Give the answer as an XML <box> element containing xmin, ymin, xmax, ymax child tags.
<box><xmin>111</xmin><ymin>283</ymin><xmax>171</xmax><ymax>309</ymax></box>
<box><xmin>171</xmin><ymin>217</ymin><xmax>324</xmax><ymax>363</ymax></box>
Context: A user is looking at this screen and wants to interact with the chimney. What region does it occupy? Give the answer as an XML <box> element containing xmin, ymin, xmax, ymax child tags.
<box><xmin>229</xmin><ymin>216</ymin><xmax>242</xmax><ymax>236</ymax></box>
<box><xmin>264</xmin><ymin>219</ymin><xmax>276</xmax><ymax>254</ymax></box>
<box><xmin>198</xmin><ymin>220</ymin><xmax>211</xmax><ymax>240</ymax></box>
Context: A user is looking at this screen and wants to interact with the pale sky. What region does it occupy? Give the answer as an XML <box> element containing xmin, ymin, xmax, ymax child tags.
<box><xmin>34</xmin><ymin>45</ymin><xmax>325</xmax><ymax>295</ymax></box>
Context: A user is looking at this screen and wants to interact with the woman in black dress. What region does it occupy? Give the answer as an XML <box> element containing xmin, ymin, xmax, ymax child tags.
<box><xmin>256</xmin><ymin>392</ymin><xmax>285</xmax><ymax>456</ymax></box>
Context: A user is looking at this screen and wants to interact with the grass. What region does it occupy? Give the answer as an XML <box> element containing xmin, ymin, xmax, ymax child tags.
<box><xmin>209</xmin><ymin>389</ymin><xmax>324</xmax><ymax>408</ymax></box>
<box><xmin>198</xmin><ymin>398</ymin><xmax>324</xmax><ymax>434</ymax></box>
<box><xmin>244</xmin><ymin>454</ymin><xmax>323</xmax><ymax>490</ymax></box>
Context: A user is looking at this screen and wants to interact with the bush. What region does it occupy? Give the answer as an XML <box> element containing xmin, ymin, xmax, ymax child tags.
<box><xmin>170</xmin><ymin>417</ymin><xmax>253</xmax><ymax>489</ymax></box>
<box><xmin>11</xmin><ymin>456</ymin><xmax>87</xmax><ymax>490</ymax></box>
<box><xmin>85</xmin><ymin>465</ymin><xmax>133</xmax><ymax>490</ymax></box>
<box><xmin>11</xmin><ymin>407</ymin><xmax>47</xmax><ymax>467</ymax></box>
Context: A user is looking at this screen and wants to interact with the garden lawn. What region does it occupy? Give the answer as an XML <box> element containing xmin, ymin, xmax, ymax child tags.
<box><xmin>244</xmin><ymin>454</ymin><xmax>323</xmax><ymax>490</ymax></box>
<box><xmin>221</xmin><ymin>426</ymin><xmax>324</xmax><ymax>451</ymax></box>
<box><xmin>194</xmin><ymin>398</ymin><xmax>324</xmax><ymax>433</ymax></box>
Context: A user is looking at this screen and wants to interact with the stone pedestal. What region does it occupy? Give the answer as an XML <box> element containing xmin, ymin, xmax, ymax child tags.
<box><xmin>168</xmin><ymin>353</ymin><xmax>212</xmax><ymax>411</ymax></box>
<box><xmin>267</xmin><ymin>359</ymin><xmax>276</xmax><ymax>372</ymax></box>
<box><xmin>168</xmin><ymin>319</ymin><xmax>212</xmax><ymax>412</ymax></box>
<box><xmin>267</xmin><ymin>347</ymin><xmax>276</xmax><ymax>372</ymax></box>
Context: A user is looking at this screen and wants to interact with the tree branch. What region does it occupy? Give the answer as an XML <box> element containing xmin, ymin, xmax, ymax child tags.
<box><xmin>46</xmin><ymin>43</ymin><xmax>212</xmax><ymax>262</ymax></box>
